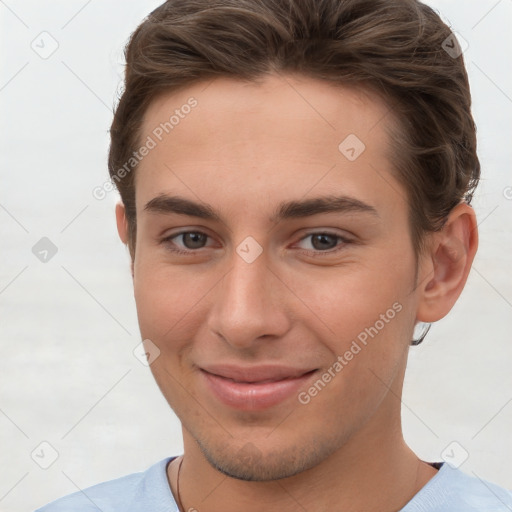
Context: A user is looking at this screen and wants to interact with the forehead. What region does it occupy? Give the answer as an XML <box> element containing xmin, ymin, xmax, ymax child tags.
<box><xmin>140</xmin><ymin>74</ymin><xmax>392</xmax><ymax>149</ymax></box>
<box><xmin>135</xmin><ymin>73</ymin><xmax>404</xmax><ymax>221</ymax></box>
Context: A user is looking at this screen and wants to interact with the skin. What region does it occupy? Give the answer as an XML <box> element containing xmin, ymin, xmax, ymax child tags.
<box><xmin>115</xmin><ymin>73</ymin><xmax>478</xmax><ymax>512</ymax></box>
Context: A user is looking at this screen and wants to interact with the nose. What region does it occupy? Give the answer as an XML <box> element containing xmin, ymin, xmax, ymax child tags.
<box><xmin>207</xmin><ymin>247</ymin><xmax>290</xmax><ymax>350</ymax></box>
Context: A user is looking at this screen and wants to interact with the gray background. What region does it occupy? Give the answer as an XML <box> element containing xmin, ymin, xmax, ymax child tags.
<box><xmin>0</xmin><ymin>1</ymin><xmax>511</xmax><ymax>510</ymax></box>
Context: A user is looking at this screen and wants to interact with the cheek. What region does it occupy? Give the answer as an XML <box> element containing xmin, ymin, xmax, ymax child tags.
<box><xmin>289</xmin><ymin>258</ymin><xmax>410</xmax><ymax>343</ymax></box>
<box><xmin>295</xmin><ymin>287</ymin><xmax>410</xmax><ymax>433</ymax></box>
<box><xmin>133</xmin><ymin>259</ymin><xmax>213</xmax><ymax>344</ymax></box>
<box><xmin>133</xmin><ymin>264</ymin><xmax>207</xmax><ymax>403</ymax></box>
<box><xmin>288</xmin><ymin>257</ymin><xmax>413</xmax><ymax>408</ymax></box>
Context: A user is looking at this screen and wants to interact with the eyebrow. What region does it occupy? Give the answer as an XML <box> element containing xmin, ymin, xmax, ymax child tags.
<box><xmin>143</xmin><ymin>194</ymin><xmax>379</xmax><ymax>223</ymax></box>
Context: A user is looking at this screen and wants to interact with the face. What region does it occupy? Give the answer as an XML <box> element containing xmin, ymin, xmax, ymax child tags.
<box><xmin>127</xmin><ymin>74</ymin><xmax>422</xmax><ymax>481</ymax></box>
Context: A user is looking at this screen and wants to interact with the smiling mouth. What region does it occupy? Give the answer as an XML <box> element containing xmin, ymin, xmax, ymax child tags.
<box><xmin>199</xmin><ymin>367</ymin><xmax>318</xmax><ymax>410</ymax></box>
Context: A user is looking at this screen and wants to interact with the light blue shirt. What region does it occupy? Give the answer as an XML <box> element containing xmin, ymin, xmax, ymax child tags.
<box><xmin>35</xmin><ymin>457</ymin><xmax>512</xmax><ymax>511</ymax></box>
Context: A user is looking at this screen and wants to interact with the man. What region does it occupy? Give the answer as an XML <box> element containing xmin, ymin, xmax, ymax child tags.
<box><xmin>36</xmin><ymin>0</ymin><xmax>512</xmax><ymax>510</ymax></box>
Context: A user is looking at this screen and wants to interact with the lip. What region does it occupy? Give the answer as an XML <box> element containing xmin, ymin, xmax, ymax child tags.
<box><xmin>199</xmin><ymin>365</ymin><xmax>318</xmax><ymax>411</ymax></box>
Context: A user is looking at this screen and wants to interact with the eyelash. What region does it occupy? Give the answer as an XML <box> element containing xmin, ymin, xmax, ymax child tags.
<box><xmin>160</xmin><ymin>230</ymin><xmax>351</xmax><ymax>257</ymax></box>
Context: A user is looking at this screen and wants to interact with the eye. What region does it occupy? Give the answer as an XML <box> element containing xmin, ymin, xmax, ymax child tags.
<box><xmin>161</xmin><ymin>231</ymin><xmax>213</xmax><ymax>254</ymax></box>
<box><xmin>295</xmin><ymin>231</ymin><xmax>350</xmax><ymax>255</ymax></box>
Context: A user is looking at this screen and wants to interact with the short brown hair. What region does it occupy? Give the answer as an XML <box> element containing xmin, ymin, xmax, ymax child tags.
<box><xmin>109</xmin><ymin>0</ymin><xmax>480</xmax><ymax>260</ymax></box>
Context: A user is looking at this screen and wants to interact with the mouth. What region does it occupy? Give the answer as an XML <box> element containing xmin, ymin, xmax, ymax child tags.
<box><xmin>199</xmin><ymin>365</ymin><xmax>318</xmax><ymax>411</ymax></box>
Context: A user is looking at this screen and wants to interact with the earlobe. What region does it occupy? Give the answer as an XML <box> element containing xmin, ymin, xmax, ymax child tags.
<box><xmin>115</xmin><ymin>202</ymin><xmax>129</xmax><ymax>245</ymax></box>
<box><xmin>416</xmin><ymin>202</ymin><xmax>479</xmax><ymax>323</ymax></box>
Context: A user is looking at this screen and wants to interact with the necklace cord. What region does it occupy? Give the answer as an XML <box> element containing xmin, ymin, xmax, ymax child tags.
<box><xmin>176</xmin><ymin>456</ymin><xmax>185</xmax><ymax>512</ymax></box>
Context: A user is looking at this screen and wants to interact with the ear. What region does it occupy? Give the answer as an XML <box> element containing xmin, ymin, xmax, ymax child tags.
<box><xmin>115</xmin><ymin>201</ymin><xmax>129</xmax><ymax>244</ymax></box>
<box><xmin>115</xmin><ymin>202</ymin><xmax>134</xmax><ymax>278</ymax></box>
<box><xmin>416</xmin><ymin>202</ymin><xmax>478</xmax><ymax>323</ymax></box>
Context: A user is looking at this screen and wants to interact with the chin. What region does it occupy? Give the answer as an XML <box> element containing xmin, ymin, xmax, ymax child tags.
<box><xmin>195</xmin><ymin>435</ymin><xmax>335</xmax><ymax>482</ymax></box>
